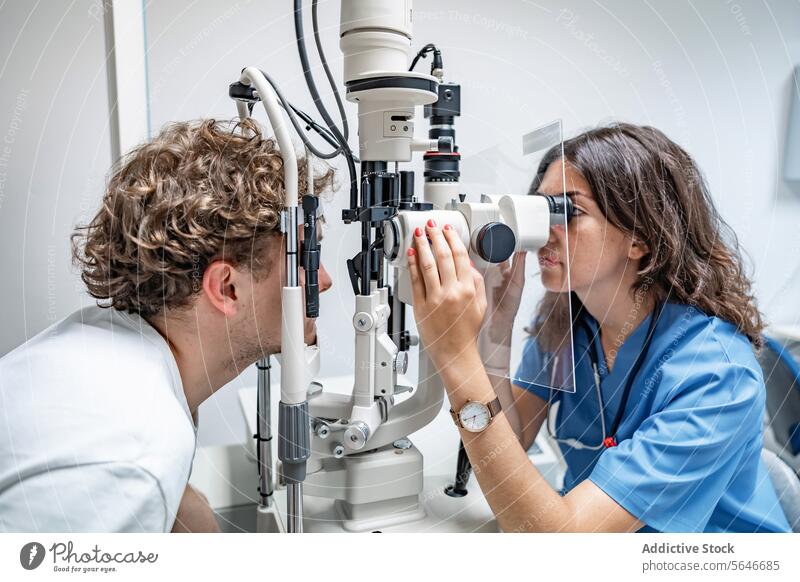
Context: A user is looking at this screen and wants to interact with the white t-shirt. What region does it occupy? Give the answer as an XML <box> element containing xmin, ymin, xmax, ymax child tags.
<box><xmin>0</xmin><ymin>305</ymin><xmax>196</xmax><ymax>532</ymax></box>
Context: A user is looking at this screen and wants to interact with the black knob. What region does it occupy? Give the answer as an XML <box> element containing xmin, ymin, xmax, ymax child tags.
<box><xmin>475</xmin><ymin>222</ymin><xmax>515</xmax><ymax>263</ymax></box>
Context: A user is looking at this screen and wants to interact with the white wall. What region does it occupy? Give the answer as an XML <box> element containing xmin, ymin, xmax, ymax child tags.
<box><xmin>2</xmin><ymin>0</ymin><xmax>799</xmax><ymax>447</ymax></box>
<box><xmin>0</xmin><ymin>1</ymin><xmax>112</xmax><ymax>357</ymax></box>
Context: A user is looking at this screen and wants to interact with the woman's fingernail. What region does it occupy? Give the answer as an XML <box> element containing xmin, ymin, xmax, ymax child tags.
<box><xmin>444</xmin><ymin>224</ymin><xmax>452</xmax><ymax>231</ymax></box>
<box><xmin>407</xmin><ymin>247</ymin><xmax>416</xmax><ymax>257</ymax></box>
<box><xmin>414</xmin><ymin>227</ymin><xmax>422</xmax><ymax>237</ymax></box>
<box><xmin>427</xmin><ymin>219</ymin><xmax>437</xmax><ymax>228</ymax></box>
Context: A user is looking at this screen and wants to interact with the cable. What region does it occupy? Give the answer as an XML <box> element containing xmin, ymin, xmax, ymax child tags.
<box><xmin>294</xmin><ymin>0</ymin><xmax>345</xmax><ymax>150</ymax></box>
<box><xmin>409</xmin><ymin>43</ymin><xmax>440</xmax><ymax>72</ymax></box>
<box><xmin>290</xmin><ymin>104</ymin><xmax>340</xmax><ymax>150</ymax></box>
<box><xmin>235</xmin><ymin>73</ymin><xmax>358</xmax><ymax>162</ymax></box>
<box><xmin>254</xmin><ymin>68</ymin><xmax>341</xmax><ymax>159</ymax></box>
<box><xmin>409</xmin><ymin>44</ymin><xmax>434</xmax><ymax>71</ymax></box>
<box><xmin>293</xmin><ymin>0</ymin><xmax>358</xmax><ymax>210</ymax></box>
<box><xmin>312</xmin><ymin>0</ymin><xmax>348</xmax><ymax>142</ymax></box>
<box><xmin>289</xmin><ymin>103</ymin><xmax>360</xmax><ymax>163</ymax></box>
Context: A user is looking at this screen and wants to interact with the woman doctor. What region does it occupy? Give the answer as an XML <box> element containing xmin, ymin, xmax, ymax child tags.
<box><xmin>407</xmin><ymin>123</ymin><xmax>790</xmax><ymax>533</ymax></box>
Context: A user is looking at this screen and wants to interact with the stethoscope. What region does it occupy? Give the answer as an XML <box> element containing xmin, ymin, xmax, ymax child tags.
<box><xmin>545</xmin><ymin>301</ymin><xmax>665</xmax><ymax>451</ymax></box>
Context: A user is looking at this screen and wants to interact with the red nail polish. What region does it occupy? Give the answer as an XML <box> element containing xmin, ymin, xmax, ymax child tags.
<box><xmin>444</xmin><ymin>224</ymin><xmax>452</xmax><ymax>231</ymax></box>
<box><xmin>407</xmin><ymin>247</ymin><xmax>416</xmax><ymax>257</ymax></box>
<box><xmin>427</xmin><ymin>219</ymin><xmax>437</xmax><ymax>228</ymax></box>
<box><xmin>414</xmin><ymin>227</ymin><xmax>422</xmax><ymax>237</ymax></box>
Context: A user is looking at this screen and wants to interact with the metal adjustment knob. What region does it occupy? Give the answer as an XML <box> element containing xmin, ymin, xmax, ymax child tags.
<box><xmin>332</xmin><ymin>443</ymin><xmax>345</xmax><ymax>458</ymax></box>
<box><xmin>353</xmin><ymin>312</ymin><xmax>374</xmax><ymax>332</ymax></box>
<box><xmin>475</xmin><ymin>222</ymin><xmax>515</xmax><ymax>263</ymax></box>
<box><xmin>393</xmin><ymin>351</ymin><xmax>409</xmax><ymax>374</ymax></box>
<box><xmin>315</xmin><ymin>422</ymin><xmax>331</xmax><ymax>439</ymax></box>
<box><xmin>343</xmin><ymin>421</ymin><xmax>370</xmax><ymax>450</ymax></box>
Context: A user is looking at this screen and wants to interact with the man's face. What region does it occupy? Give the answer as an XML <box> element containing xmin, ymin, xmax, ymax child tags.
<box><xmin>239</xmin><ymin>224</ymin><xmax>332</xmax><ymax>363</ymax></box>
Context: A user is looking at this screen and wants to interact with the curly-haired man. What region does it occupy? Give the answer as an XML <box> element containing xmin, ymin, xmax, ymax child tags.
<box><xmin>0</xmin><ymin>119</ymin><xmax>333</xmax><ymax>532</ymax></box>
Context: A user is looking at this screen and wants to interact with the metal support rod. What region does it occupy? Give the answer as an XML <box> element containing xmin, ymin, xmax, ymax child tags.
<box><xmin>286</xmin><ymin>482</ymin><xmax>304</xmax><ymax>533</ymax></box>
<box><xmin>256</xmin><ymin>357</ymin><xmax>273</xmax><ymax>507</ymax></box>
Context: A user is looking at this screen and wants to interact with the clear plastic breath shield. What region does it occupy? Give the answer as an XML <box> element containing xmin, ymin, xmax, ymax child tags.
<box><xmin>475</xmin><ymin>120</ymin><xmax>577</xmax><ymax>393</ymax></box>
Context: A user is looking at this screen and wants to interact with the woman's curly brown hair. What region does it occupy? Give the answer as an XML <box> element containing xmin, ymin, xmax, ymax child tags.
<box><xmin>532</xmin><ymin>122</ymin><xmax>764</xmax><ymax>350</ymax></box>
<box><xmin>72</xmin><ymin>118</ymin><xmax>334</xmax><ymax>317</ymax></box>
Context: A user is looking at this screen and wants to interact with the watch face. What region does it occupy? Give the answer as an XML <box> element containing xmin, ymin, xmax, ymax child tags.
<box><xmin>459</xmin><ymin>401</ymin><xmax>491</xmax><ymax>432</ymax></box>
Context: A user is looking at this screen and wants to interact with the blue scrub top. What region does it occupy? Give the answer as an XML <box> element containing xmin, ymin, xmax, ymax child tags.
<box><xmin>514</xmin><ymin>301</ymin><xmax>791</xmax><ymax>533</ymax></box>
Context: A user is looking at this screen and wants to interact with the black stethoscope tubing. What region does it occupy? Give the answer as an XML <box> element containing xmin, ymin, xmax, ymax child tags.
<box><xmin>547</xmin><ymin>300</ymin><xmax>665</xmax><ymax>449</ymax></box>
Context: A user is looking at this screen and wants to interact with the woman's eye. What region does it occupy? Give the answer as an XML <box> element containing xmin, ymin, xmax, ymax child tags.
<box><xmin>572</xmin><ymin>207</ymin><xmax>585</xmax><ymax>217</ymax></box>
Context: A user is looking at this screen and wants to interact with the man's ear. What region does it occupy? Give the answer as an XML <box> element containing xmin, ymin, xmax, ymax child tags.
<box><xmin>628</xmin><ymin>237</ymin><xmax>650</xmax><ymax>261</ymax></box>
<box><xmin>202</xmin><ymin>260</ymin><xmax>239</xmax><ymax>317</ymax></box>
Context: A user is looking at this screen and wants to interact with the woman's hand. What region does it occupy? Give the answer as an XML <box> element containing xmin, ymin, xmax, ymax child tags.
<box><xmin>407</xmin><ymin>219</ymin><xmax>487</xmax><ymax>372</ymax></box>
<box><xmin>477</xmin><ymin>253</ymin><xmax>526</xmax><ymax>376</ymax></box>
<box><xmin>481</xmin><ymin>251</ymin><xmax>527</xmax><ymax>344</ymax></box>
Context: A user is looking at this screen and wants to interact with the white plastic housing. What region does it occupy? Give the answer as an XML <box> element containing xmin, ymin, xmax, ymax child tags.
<box><xmin>280</xmin><ymin>287</ymin><xmax>315</xmax><ymax>404</ymax></box>
<box><xmin>498</xmin><ymin>195</ymin><xmax>551</xmax><ymax>251</ymax></box>
<box><xmin>340</xmin><ymin>0</ymin><xmax>412</xmax><ymax>83</ymax></box>
<box><xmin>339</xmin><ymin>0</ymin><xmax>437</xmax><ymax>161</ymax></box>
<box><xmin>383</xmin><ymin>210</ymin><xmax>468</xmax><ymax>305</ymax></box>
<box><xmin>385</xmin><ymin>195</ymin><xmax>558</xmax><ymax>303</ymax></box>
<box><xmin>239</xmin><ymin>68</ymin><xmax>297</xmax><ymax>208</ymax></box>
<box><xmin>384</xmin><ymin>209</ymin><xmax>470</xmax><ymax>268</ymax></box>
<box><xmin>423</xmin><ymin>181</ymin><xmax>461</xmax><ymax>211</ymax></box>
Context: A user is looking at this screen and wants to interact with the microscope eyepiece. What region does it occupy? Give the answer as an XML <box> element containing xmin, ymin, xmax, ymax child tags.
<box><xmin>542</xmin><ymin>194</ymin><xmax>574</xmax><ymax>224</ymax></box>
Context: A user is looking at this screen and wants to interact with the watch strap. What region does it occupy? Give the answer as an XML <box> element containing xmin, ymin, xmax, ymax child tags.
<box><xmin>486</xmin><ymin>396</ymin><xmax>502</xmax><ymax>418</ymax></box>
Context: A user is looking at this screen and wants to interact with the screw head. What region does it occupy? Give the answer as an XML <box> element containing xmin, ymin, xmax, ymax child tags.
<box><xmin>393</xmin><ymin>438</ymin><xmax>412</xmax><ymax>450</ymax></box>
<box><xmin>353</xmin><ymin>312</ymin><xmax>373</xmax><ymax>331</ymax></box>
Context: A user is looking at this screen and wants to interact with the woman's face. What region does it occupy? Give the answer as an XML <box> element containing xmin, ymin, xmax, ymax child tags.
<box><xmin>536</xmin><ymin>160</ymin><xmax>643</xmax><ymax>299</ymax></box>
